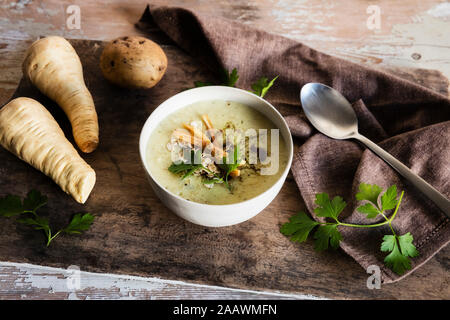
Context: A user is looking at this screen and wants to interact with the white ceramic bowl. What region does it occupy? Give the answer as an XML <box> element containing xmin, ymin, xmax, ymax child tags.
<box><xmin>139</xmin><ymin>86</ymin><xmax>293</xmax><ymax>227</ymax></box>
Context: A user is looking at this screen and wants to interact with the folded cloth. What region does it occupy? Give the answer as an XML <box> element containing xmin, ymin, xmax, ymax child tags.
<box><xmin>139</xmin><ymin>5</ymin><xmax>450</xmax><ymax>283</ymax></box>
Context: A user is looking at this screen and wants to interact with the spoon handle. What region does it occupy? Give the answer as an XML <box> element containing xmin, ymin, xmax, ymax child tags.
<box><xmin>354</xmin><ymin>133</ymin><xmax>450</xmax><ymax>218</ymax></box>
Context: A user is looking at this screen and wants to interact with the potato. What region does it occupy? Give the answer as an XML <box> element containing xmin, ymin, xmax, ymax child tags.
<box><xmin>100</xmin><ymin>36</ymin><xmax>167</xmax><ymax>89</ymax></box>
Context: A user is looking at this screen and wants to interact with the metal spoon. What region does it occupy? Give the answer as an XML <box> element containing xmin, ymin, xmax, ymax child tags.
<box><xmin>300</xmin><ymin>82</ymin><xmax>450</xmax><ymax>218</ymax></box>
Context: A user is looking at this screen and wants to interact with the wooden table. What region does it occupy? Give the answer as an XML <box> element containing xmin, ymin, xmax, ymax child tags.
<box><xmin>0</xmin><ymin>0</ymin><xmax>449</xmax><ymax>300</ymax></box>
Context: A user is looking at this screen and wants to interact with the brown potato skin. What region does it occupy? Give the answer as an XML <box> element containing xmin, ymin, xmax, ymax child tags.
<box><xmin>100</xmin><ymin>36</ymin><xmax>167</xmax><ymax>89</ymax></box>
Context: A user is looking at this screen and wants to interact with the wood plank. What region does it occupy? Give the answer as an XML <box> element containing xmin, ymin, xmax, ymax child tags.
<box><xmin>0</xmin><ymin>262</ymin><xmax>319</xmax><ymax>300</ymax></box>
<box><xmin>1</xmin><ymin>0</ymin><xmax>448</xmax><ymax>98</ymax></box>
<box><xmin>0</xmin><ymin>0</ymin><xmax>449</xmax><ymax>300</ymax></box>
<box><xmin>0</xmin><ymin>38</ymin><xmax>448</xmax><ymax>300</ymax></box>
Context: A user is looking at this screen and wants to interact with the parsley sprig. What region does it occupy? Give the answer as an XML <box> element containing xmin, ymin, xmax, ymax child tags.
<box><xmin>192</xmin><ymin>68</ymin><xmax>278</xmax><ymax>98</ymax></box>
<box><xmin>0</xmin><ymin>190</ymin><xmax>94</xmax><ymax>247</ymax></box>
<box><xmin>280</xmin><ymin>183</ymin><xmax>419</xmax><ymax>275</ymax></box>
<box><xmin>217</xmin><ymin>144</ymin><xmax>240</xmax><ymax>188</ymax></box>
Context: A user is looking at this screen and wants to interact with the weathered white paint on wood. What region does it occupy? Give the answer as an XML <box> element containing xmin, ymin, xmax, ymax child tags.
<box><xmin>0</xmin><ymin>262</ymin><xmax>324</xmax><ymax>300</ymax></box>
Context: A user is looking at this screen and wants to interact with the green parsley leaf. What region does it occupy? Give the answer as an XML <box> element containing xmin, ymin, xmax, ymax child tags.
<box><xmin>168</xmin><ymin>162</ymin><xmax>198</xmax><ymax>174</ymax></box>
<box><xmin>215</xmin><ymin>144</ymin><xmax>241</xmax><ymax>191</ymax></box>
<box><xmin>168</xmin><ymin>150</ymin><xmax>203</xmax><ymax>179</ymax></box>
<box><xmin>356</xmin><ymin>183</ymin><xmax>382</xmax><ymax>207</ymax></box>
<box><xmin>17</xmin><ymin>216</ymin><xmax>50</xmax><ymax>232</ymax></box>
<box><xmin>194</xmin><ymin>81</ymin><xmax>214</xmax><ymax>87</ymax></box>
<box><xmin>202</xmin><ymin>178</ymin><xmax>219</xmax><ymax>185</ymax></box>
<box><xmin>191</xmin><ymin>68</ymin><xmax>238</xmax><ymax>88</ymax></box>
<box><xmin>222</xmin><ymin>68</ymin><xmax>239</xmax><ymax>87</ymax></box>
<box><xmin>23</xmin><ymin>190</ymin><xmax>47</xmax><ymax>212</ymax></box>
<box><xmin>313</xmin><ymin>224</ymin><xmax>342</xmax><ymax>251</ymax></box>
<box><xmin>218</xmin><ymin>144</ymin><xmax>240</xmax><ymax>176</ymax></box>
<box><xmin>356</xmin><ymin>203</ymin><xmax>380</xmax><ymax>219</ymax></box>
<box><xmin>0</xmin><ymin>195</ymin><xmax>24</xmax><ymax>217</ymax></box>
<box><xmin>380</xmin><ymin>234</ymin><xmax>396</xmax><ymax>252</ymax></box>
<box><xmin>0</xmin><ymin>190</ymin><xmax>47</xmax><ymax>217</ymax></box>
<box><xmin>0</xmin><ymin>190</ymin><xmax>94</xmax><ymax>247</ymax></box>
<box><xmin>381</xmin><ymin>185</ymin><xmax>398</xmax><ymax>211</ymax></box>
<box><xmin>168</xmin><ymin>146</ymin><xmax>235</xmax><ymax>190</ymax></box>
<box><xmin>182</xmin><ymin>165</ymin><xmax>203</xmax><ymax>179</ymax></box>
<box><xmin>191</xmin><ymin>69</ymin><xmax>276</xmax><ymax>98</ymax></box>
<box><xmin>398</xmin><ymin>232</ymin><xmax>419</xmax><ymax>258</ymax></box>
<box><xmin>280</xmin><ymin>212</ymin><xmax>319</xmax><ymax>243</ymax></box>
<box><xmin>228</xmin><ymin>143</ymin><xmax>240</xmax><ymax>170</ymax></box>
<box><xmin>314</xmin><ymin>193</ymin><xmax>346</xmax><ymax>221</ymax></box>
<box><xmin>381</xmin><ymin>235</ymin><xmax>410</xmax><ymax>275</ymax></box>
<box><xmin>381</xmin><ymin>233</ymin><xmax>418</xmax><ymax>275</ymax></box>
<box><xmin>251</xmin><ymin>76</ymin><xmax>278</xmax><ymax>98</ymax></box>
<box><xmin>64</xmin><ymin>213</ymin><xmax>95</xmax><ymax>234</ymax></box>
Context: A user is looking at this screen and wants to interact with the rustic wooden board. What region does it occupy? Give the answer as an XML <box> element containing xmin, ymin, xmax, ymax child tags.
<box><xmin>0</xmin><ymin>38</ymin><xmax>448</xmax><ymax>299</ymax></box>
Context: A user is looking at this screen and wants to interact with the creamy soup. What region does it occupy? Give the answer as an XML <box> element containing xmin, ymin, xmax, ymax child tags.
<box><xmin>146</xmin><ymin>100</ymin><xmax>288</xmax><ymax>205</ymax></box>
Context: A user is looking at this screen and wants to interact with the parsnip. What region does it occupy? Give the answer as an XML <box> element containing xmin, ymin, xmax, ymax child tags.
<box><xmin>0</xmin><ymin>97</ymin><xmax>96</xmax><ymax>203</ymax></box>
<box><xmin>22</xmin><ymin>36</ymin><xmax>99</xmax><ymax>153</ymax></box>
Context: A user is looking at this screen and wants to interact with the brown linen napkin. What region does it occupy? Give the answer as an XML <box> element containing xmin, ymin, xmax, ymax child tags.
<box><xmin>139</xmin><ymin>5</ymin><xmax>450</xmax><ymax>283</ymax></box>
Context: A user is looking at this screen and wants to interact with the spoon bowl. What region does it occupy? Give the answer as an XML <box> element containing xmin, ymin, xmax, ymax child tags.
<box><xmin>300</xmin><ymin>83</ymin><xmax>358</xmax><ymax>139</ymax></box>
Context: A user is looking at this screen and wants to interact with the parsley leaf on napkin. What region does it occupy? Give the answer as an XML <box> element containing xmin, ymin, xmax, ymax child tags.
<box><xmin>222</xmin><ymin>68</ymin><xmax>239</xmax><ymax>87</ymax></box>
<box><xmin>314</xmin><ymin>193</ymin><xmax>346</xmax><ymax>221</ymax></box>
<box><xmin>381</xmin><ymin>233</ymin><xmax>419</xmax><ymax>275</ymax></box>
<box><xmin>381</xmin><ymin>185</ymin><xmax>399</xmax><ymax>211</ymax></box>
<box><xmin>356</xmin><ymin>183</ymin><xmax>399</xmax><ymax>219</ymax></box>
<box><xmin>356</xmin><ymin>183</ymin><xmax>383</xmax><ymax>205</ymax></box>
<box><xmin>251</xmin><ymin>76</ymin><xmax>278</xmax><ymax>98</ymax></box>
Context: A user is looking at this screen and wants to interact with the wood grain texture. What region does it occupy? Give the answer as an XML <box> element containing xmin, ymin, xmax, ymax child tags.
<box><xmin>1</xmin><ymin>0</ymin><xmax>449</xmax><ymax>106</ymax></box>
<box><xmin>0</xmin><ymin>262</ymin><xmax>318</xmax><ymax>300</ymax></box>
<box><xmin>0</xmin><ymin>38</ymin><xmax>449</xmax><ymax>300</ymax></box>
<box><xmin>0</xmin><ymin>0</ymin><xmax>449</xmax><ymax>300</ymax></box>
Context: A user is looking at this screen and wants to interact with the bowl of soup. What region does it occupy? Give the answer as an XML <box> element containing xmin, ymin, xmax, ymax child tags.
<box><xmin>139</xmin><ymin>86</ymin><xmax>293</xmax><ymax>227</ymax></box>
